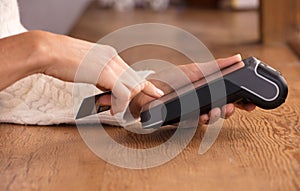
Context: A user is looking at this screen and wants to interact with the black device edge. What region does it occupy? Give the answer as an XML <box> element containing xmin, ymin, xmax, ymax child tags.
<box><xmin>140</xmin><ymin>57</ymin><xmax>288</xmax><ymax>129</ymax></box>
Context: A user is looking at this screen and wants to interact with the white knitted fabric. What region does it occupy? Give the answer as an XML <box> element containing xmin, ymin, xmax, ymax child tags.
<box><xmin>0</xmin><ymin>0</ymin><xmax>147</xmax><ymax>126</ymax></box>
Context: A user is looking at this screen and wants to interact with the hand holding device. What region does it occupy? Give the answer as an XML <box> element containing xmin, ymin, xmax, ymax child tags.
<box><xmin>140</xmin><ymin>57</ymin><xmax>288</xmax><ymax>128</ymax></box>
<box><xmin>76</xmin><ymin>57</ymin><xmax>288</xmax><ymax>129</ymax></box>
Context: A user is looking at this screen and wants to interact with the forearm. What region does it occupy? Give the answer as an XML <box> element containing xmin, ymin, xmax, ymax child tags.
<box><xmin>0</xmin><ymin>32</ymin><xmax>47</xmax><ymax>90</ymax></box>
<box><xmin>0</xmin><ymin>31</ymin><xmax>163</xmax><ymax>107</ymax></box>
<box><xmin>0</xmin><ymin>30</ymin><xmax>95</xmax><ymax>91</ymax></box>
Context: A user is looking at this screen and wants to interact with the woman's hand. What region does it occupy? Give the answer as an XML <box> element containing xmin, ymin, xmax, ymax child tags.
<box><xmin>0</xmin><ymin>31</ymin><xmax>164</xmax><ymax>114</ymax></box>
<box><xmin>34</xmin><ymin>31</ymin><xmax>165</xmax><ymax>114</ymax></box>
<box><xmin>180</xmin><ymin>54</ymin><xmax>256</xmax><ymax>124</ymax></box>
<box><xmin>128</xmin><ymin>54</ymin><xmax>256</xmax><ymax>125</ymax></box>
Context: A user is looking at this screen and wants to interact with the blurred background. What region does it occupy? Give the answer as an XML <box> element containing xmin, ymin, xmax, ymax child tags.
<box><xmin>18</xmin><ymin>0</ymin><xmax>300</xmax><ymax>58</ymax></box>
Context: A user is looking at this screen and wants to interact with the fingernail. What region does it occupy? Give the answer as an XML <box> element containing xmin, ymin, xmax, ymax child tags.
<box><xmin>235</xmin><ymin>54</ymin><xmax>242</xmax><ymax>59</ymax></box>
<box><xmin>227</xmin><ymin>105</ymin><xmax>234</xmax><ymax>113</ymax></box>
<box><xmin>225</xmin><ymin>105</ymin><xmax>234</xmax><ymax>119</ymax></box>
<box><xmin>156</xmin><ymin>88</ymin><xmax>164</xmax><ymax>96</ymax></box>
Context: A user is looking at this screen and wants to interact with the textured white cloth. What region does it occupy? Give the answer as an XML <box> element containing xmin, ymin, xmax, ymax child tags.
<box><xmin>0</xmin><ymin>0</ymin><xmax>147</xmax><ymax>126</ymax></box>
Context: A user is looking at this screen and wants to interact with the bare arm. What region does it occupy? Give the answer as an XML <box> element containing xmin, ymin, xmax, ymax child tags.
<box><xmin>0</xmin><ymin>31</ymin><xmax>255</xmax><ymax>123</ymax></box>
<box><xmin>0</xmin><ymin>31</ymin><xmax>164</xmax><ymax>114</ymax></box>
<box><xmin>0</xmin><ymin>31</ymin><xmax>43</xmax><ymax>90</ymax></box>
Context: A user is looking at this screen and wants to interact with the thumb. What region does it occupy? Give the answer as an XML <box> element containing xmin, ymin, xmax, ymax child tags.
<box><xmin>216</xmin><ymin>54</ymin><xmax>242</xmax><ymax>69</ymax></box>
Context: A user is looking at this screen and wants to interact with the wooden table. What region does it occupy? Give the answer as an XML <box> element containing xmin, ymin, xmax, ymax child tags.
<box><xmin>1</xmin><ymin>6</ymin><xmax>300</xmax><ymax>191</ymax></box>
<box><xmin>1</xmin><ymin>44</ymin><xmax>299</xmax><ymax>191</ymax></box>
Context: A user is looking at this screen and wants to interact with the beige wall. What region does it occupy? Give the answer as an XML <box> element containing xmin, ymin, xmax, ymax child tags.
<box><xmin>18</xmin><ymin>0</ymin><xmax>91</xmax><ymax>34</ymax></box>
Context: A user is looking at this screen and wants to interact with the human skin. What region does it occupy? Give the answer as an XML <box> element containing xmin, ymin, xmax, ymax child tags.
<box><xmin>0</xmin><ymin>30</ymin><xmax>255</xmax><ymax>124</ymax></box>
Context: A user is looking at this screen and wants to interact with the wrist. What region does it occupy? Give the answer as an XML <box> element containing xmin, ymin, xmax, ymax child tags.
<box><xmin>25</xmin><ymin>30</ymin><xmax>55</xmax><ymax>75</ymax></box>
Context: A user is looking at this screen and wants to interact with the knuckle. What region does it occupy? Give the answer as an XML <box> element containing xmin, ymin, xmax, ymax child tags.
<box><xmin>130</xmin><ymin>84</ymin><xmax>144</xmax><ymax>98</ymax></box>
<box><xmin>102</xmin><ymin>45</ymin><xmax>118</xmax><ymax>58</ymax></box>
<box><xmin>131</xmin><ymin>87</ymin><xmax>141</xmax><ymax>97</ymax></box>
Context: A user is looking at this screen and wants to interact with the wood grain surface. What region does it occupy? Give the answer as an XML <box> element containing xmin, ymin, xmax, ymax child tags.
<box><xmin>1</xmin><ymin>4</ymin><xmax>300</xmax><ymax>191</ymax></box>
